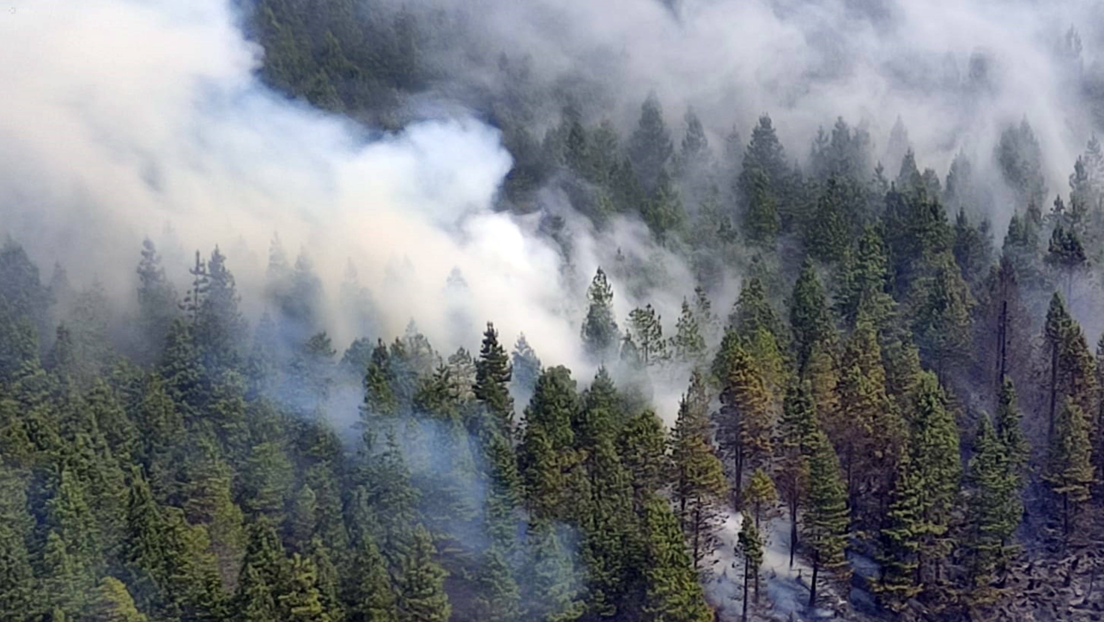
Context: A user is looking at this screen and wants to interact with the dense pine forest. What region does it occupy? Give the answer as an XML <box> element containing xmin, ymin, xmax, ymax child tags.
<box><xmin>7</xmin><ymin>0</ymin><xmax>1104</xmax><ymax>621</ymax></box>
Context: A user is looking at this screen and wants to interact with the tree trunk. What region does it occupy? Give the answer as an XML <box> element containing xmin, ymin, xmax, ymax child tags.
<box><xmin>734</xmin><ymin>445</ymin><xmax>744</xmax><ymax>510</ymax></box>
<box><xmin>996</xmin><ymin>300</ymin><xmax>1007</xmax><ymax>394</ymax></box>
<box><xmin>808</xmin><ymin>557</ymin><xmax>819</xmax><ymax>610</ymax></box>
<box><xmin>693</xmin><ymin>504</ymin><xmax>701</xmax><ymax>571</ymax></box>
<box><xmin>789</xmin><ymin>497</ymin><xmax>798</xmax><ymax>568</ymax></box>
<box><xmin>1049</xmin><ymin>340</ymin><xmax>1059</xmax><ymax>442</ymax></box>
<box><xmin>742</xmin><ymin>556</ymin><xmax>750</xmax><ymax>622</ymax></box>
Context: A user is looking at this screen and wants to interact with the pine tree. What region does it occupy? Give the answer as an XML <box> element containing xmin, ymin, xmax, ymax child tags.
<box><xmin>394</xmin><ymin>526</ymin><xmax>450</xmax><ymax>622</ymax></box>
<box><xmin>965</xmin><ymin>415</ymin><xmax>1021</xmax><ymax>602</ymax></box>
<box><xmin>776</xmin><ymin>382</ymin><xmax>817</xmax><ymax>567</ymax></box>
<box><xmin>523</xmin><ymin>521</ymin><xmax>584</xmax><ymax>622</ymax></box>
<box><xmin>628</xmin><ymin>93</ymin><xmax>673</xmax><ymax>191</ymax></box>
<box><xmin>135</xmin><ymin>239</ymin><xmax>179</xmax><ymax>364</ymax></box>
<box><xmin>474</xmin><ymin>322</ymin><xmax>514</xmax><ymax>438</ymax></box>
<box><xmin>234</xmin><ymin>519</ymin><xmax>288</xmax><ymax>622</ymax></box>
<box><xmin>641</xmin><ymin>496</ymin><xmax>712</xmax><ymax>622</ymax></box>
<box><xmin>618</xmin><ymin>410</ymin><xmax>668</xmax><ymax>512</ymax></box>
<box><xmin>518</xmin><ymin>366</ymin><xmax>579</xmax><ymax>521</ymax></box>
<box><xmin>742</xmin><ymin>468</ymin><xmax>776</xmax><ymax>528</ymax></box>
<box><xmin>279</xmin><ymin>554</ymin><xmax>332</xmax><ymax>622</ymax></box>
<box><xmin>716</xmin><ymin>339</ymin><xmax>773</xmax><ymax>509</ymax></box>
<box><xmin>671</xmin><ymin>300</ymin><xmax>706</xmax><ymax>364</ymax></box>
<box><xmin>790</xmin><ymin>261</ymin><xmax>836</xmax><ymax>372</ymax></box>
<box><xmin>1045</xmin><ymin>397</ymin><xmax>1094</xmax><ymax>538</ymax></box>
<box><xmin>0</xmin><ymin>468</ymin><xmax>33</xmax><ymax>619</ymax></box>
<box><xmin>472</xmin><ymin>545</ymin><xmax>520</xmax><ymax>622</ymax></box>
<box><xmin>803</xmin><ymin>428</ymin><xmax>849</xmax><ymax>609</ymax></box>
<box><xmin>995</xmin><ymin>378</ymin><xmax>1028</xmax><ymax>479</ymax></box>
<box><xmin>627</xmin><ymin>305</ymin><xmax>667</xmax><ymax>366</ymax></box>
<box><xmin>510</xmin><ymin>334</ymin><xmax>541</xmax><ymax>398</ymax></box>
<box><xmin>346</xmin><ymin>533</ymin><xmax>397</xmax><ymax>622</ymax></box>
<box><xmin>737</xmin><ymin>516</ymin><xmax>763</xmax><ymax>622</ymax></box>
<box><xmin>581</xmin><ymin>269</ymin><xmax>619</xmax><ymax>362</ymax></box>
<box><xmin>88</xmin><ymin>577</ymin><xmax>148</xmax><ymax>622</ymax></box>
<box><xmin>669</xmin><ymin>372</ymin><xmax>727</xmax><ymax>571</ymax></box>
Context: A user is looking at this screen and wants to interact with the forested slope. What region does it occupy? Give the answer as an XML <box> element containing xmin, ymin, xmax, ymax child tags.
<box><xmin>6</xmin><ymin>1</ymin><xmax>1104</xmax><ymax>621</ymax></box>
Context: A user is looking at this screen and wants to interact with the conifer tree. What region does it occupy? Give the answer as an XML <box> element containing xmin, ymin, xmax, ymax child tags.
<box><xmin>743</xmin><ymin>468</ymin><xmax>777</xmax><ymax>528</ymax></box>
<box><xmin>737</xmin><ymin>516</ymin><xmax>763</xmax><ymax>622</ymax></box>
<box><xmin>88</xmin><ymin>577</ymin><xmax>148</xmax><ymax>622</ymax></box>
<box><xmin>965</xmin><ymin>414</ymin><xmax>1021</xmax><ymax>602</ymax></box>
<box><xmin>523</xmin><ymin>521</ymin><xmax>584</xmax><ymax>622</ymax></box>
<box><xmin>717</xmin><ymin>339</ymin><xmax>773</xmax><ymax>509</ymax></box>
<box><xmin>641</xmin><ymin>496</ymin><xmax>712</xmax><ymax>622</ymax></box>
<box><xmin>1045</xmin><ymin>397</ymin><xmax>1094</xmax><ymax>538</ymax></box>
<box><xmin>471</xmin><ymin>545</ymin><xmax>520</xmax><ymax>622</ymax></box>
<box><xmin>518</xmin><ymin>366</ymin><xmax>580</xmax><ymax>521</ymax></box>
<box><xmin>803</xmin><ymin>428</ymin><xmax>849</xmax><ymax>609</ymax></box>
<box><xmin>135</xmin><ymin>239</ymin><xmax>179</xmax><ymax>364</ymax></box>
<box><xmin>618</xmin><ymin>410</ymin><xmax>668</xmax><ymax>512</ymax></box>
<box><xmin>671</xmin><ymin>299</ymin><xmax>706</xmax><ymax>363</ymax></box>
<box><xmin>628</xmin><ymin>93</ymin><xmax>674</xmax><ymax>191</ymax></box>
<box><xmin>346</xmin><ymin>533</ymin><xmax>397</xmax><ymax>622</ymax></box>
<box><xmin>790</xmin><ymin>261</ymin><xmax>836</xmax><ymax>372</ymax></box>
<box><xmin>474</xmin><ymin>322</ymin><xmax>514</xmax><ymax>437</ymax></box>
<box><xmin>394</xmin><ymin>526</ymin><xmax>450</xmax><ymax>622</ymax></box>
<box><xmin>510</xmin><ymin>333</ymin><xmax>541</xmax><ymax>398</ymax></box>
<box><xmin>670</xmin><ymin>372</ymin><xmax>727</xmax><ymax>571</ymax></box>
<box><xmin>626</xmin><ymin>305</ymin><xmax>667</xmax><ymax>366</ymax></box>
<box><xmin>280</xmin><ymin>554</ymin><xmax>332</xmax><ymax>622</ymax></box>
<box><xmin>776</xmin><ymin>382</ymin><xmax>816</xmax><ymax>566</ymax></box>
<box><xmin>581</xmin><ymin>269</ymin><xmax>619</xmax><ymax>361</ymax></box>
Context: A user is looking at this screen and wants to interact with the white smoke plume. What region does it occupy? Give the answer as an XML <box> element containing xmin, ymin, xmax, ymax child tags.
<box><xmin>0</xmin><ymin>0</ymin><xmax>683</xmax><ymax>380</ymax></box>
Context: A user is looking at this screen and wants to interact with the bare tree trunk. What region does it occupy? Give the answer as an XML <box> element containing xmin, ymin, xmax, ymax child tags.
<box><xmin>808</xmin><ymin>556</ymin><xmax>819</xmax><ymax>610</ymax></box>
<box><xmin>789</xmin><ymin>497</ymin><xmax>798</xmax><ymax>568</ymax></box>
<box><xmin>734</xmin><ymin>445</ymin><xmax>744</xmax><ymax>510</ymax></box>
<box><xmin>742</xmin><ymin>555</ymin><xmax>750</xmax><ymax>622</ymax></box>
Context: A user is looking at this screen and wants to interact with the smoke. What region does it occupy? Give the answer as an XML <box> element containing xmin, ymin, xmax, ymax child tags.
<box><xmin>422</xmin><ymin>0</ymin><xmax>1100</xmax><ymax>219</ymax></box>
<box><xmin>0</xmin><ymin>0</ymin><xmax>650</xmax><ymax>377</ymax></box>
<box><xmin>4</xmin><ymin>0</ymin><xmax>1104</xmax><ymax>417</ymax></box>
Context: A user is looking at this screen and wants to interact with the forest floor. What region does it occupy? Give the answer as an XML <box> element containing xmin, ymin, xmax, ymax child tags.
<box><xmin>704</xmin><ymin>510</ymin><xmax>861</xmax><ymax>621</ymax></box>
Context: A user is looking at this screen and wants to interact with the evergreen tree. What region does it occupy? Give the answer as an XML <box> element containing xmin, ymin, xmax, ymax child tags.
<box><xmin>790</xmin><ymin>261</ymin><xmax>835</xmax><ymax>372</ymax></box>
<box><xmin>346</xmin><ymin>533</ymin><xmax>397</xmax><ymax>622</ymax></box>
<box><xmin>803</xmin><ymin>428</ymin><xmax>849</xmax><ymax>609</ymax></box>
<box><xmin>669</xmin><ymin>371</ymin><xmax>727</xmax><ymax>571</ymax></box>
<box><xmin>135</xmin><ymin>239</ymin><xmax>179</xmax><ymax>364</ymax></box>
<box><xmin>628</xmin><ymin>93</ymin><xmax>673</xmax><ymax>191</ymax></box>
<box><xmin>776</xmin><ymin>382</ymin><xmax>817</xmax><ymax>567</ymax></box>
<box><xmin>641</xmin><ymin>496</ymin><xmax>712</xmax><ymax>622</ymax></box>
<box><xmin>627</xmin><ymin>305</ymin><xmax>667</xmax><ymax>366</ymax></box>
<box><xmin>716</xmin><ymin>339</ymin><xmax>772</xmax><ymax>509</ymax></box>
<box><xmin>280</xmin><ymin>554</ymin><xmax>333</xmax><ymax>622</ymax></box>
<box><xmin>737</xmin><ymin>516</ymin><xmax>763</xmax><ymax>622</ymax></box>
<box><xmin>618</xmin><ymin>410</ymin><xmax>668</xmax><ymax>511</ymax></box>
<box><xmin>474</xmin><ymin>322</ymin><xmax>514</xmax><ymax>437</ymax></box>
<box><xmin>1045</xmin><ymin>397</ymin><xmax>1094</xmax><ymax>538</ymax></box>
<box><xmin>671</xmin><ymin>299</ymin><xmax>706</xmax><ymax>363</ymax></box>
<box><xmin>742</xmin><ymin>468</ymin><xmax>776</xmax><ymax>528</ymax></box>
<box><xmin>581</xmin><ymin>269</ymin><xmax>619</xmax><ymax>361</ymax></box>
<box><xmin>518</xmin><ymin>366</ymin><xmax>580</xmax><ymax>521</ymax></box>
<box><xmin>393</xmin><ymin>526</ymin><xmax>450</xmax><ymax>622</ymax></box>
<box><xmin>965</xmin><ymin>414</ymin><xmax>1022</xmax><ymax>602</ymax></box>
<box><xmin>510</xmin><ymin>333</ymin><xmax>541</xmax><ymax>398</ymax></box>
<box><xmin>88</xmin><ymin>577</ymin><xmax>148</xmax><ymax>622</ymax></box>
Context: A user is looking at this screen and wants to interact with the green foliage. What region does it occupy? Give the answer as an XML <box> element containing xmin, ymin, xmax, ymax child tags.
<box><xmin>581</xmin><ymin>269</ymin><xmax>620</xmax><ymax>362</ymax></box>
<box><xmin>641</xmin><ymin>496</ymin><xmax>712</xmax><ymax>622</ymax></box>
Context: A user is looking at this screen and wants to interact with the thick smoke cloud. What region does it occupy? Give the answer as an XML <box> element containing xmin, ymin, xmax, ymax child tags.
<box><xmin>0</xmin><ymin>0</ymin><xmax>662</xmax><ymax>379</ymax></box>
<box><xmin>427</xmin><ymin>0</ymin><xmax>1099</xmax><ymax>219</ymax></box>
<box><xmin>3</xmin><ymin>0</ymin><xmax>1103</xmax><ymax>419</ymax></box>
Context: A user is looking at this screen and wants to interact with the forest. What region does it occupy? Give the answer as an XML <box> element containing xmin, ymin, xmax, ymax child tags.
<box><xmin>5</xmin><ymin>0</ymin><xmax>1104</xmax><ymax>621</ymax></box>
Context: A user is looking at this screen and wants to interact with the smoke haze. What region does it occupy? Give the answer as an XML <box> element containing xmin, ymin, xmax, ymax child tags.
<box><xmin>2</xmin><ymin>0</ymin><xmax>1103</xmax><ymax>399</ymax></box>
